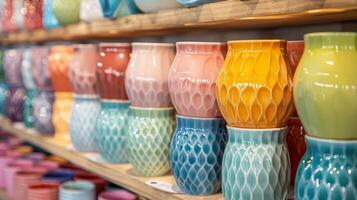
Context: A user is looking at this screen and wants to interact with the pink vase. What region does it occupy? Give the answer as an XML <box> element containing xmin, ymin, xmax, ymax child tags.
<box><xmin>69</xmin><ymin>44</ymin><xmax>98</xmax><ymax>95</ymax></box>
<box><xmin>168</xmin><ymin>42</ymin><xmax>226</xmax><ymax>118</ymax></box>
<box><xmin>31</xmin><ymin>46</ymin><xmax>53</xmax><ymax>91</ymax></box>
<box><xmin>125</xmin><ymin>43</ymin><xmax>175</xmax><ymax>107</ymax></box>
<box><xmin>4</xmin><ymin>49</ymin><xmax>24</xmax><ymax>86</ymax></box>
<box><xmin>5</xmin><ymin>159</ymin><xmax>35</xmax><ymax>198</ymax></box>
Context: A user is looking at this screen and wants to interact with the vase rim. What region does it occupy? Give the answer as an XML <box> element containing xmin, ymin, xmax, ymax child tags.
<box><xmin>305</xmin><ymin>32</ymin><xmax>357</xmax><ymax>38</ymax></box>
<box><xmin>101</xmin><ymin>99</ymin><xmax>130</xmax><ymax>104</ymax></box>
<box><xmin>227</xmin><ymin>126</ymin><xmax>287</xmax><ymax>131</ymax></box>
<box><xmin>74</xmin><ymin>94</ymin><xmax>99</xmax><ymax>99</ymax></box>
<box><xmin>99</xmin><ymin>43</ymin><xmax>131</xmax><ymax>47</ymax></box>
<box><xmin>131</xmin><ymin>42</ymin><xmax>174</xmax><ymax>47</ymax></box>
<box><xmin>176</xmin><ymin>41</ymin><xmax>226</xmax><ymax>46</ymax></box>
<box><xmin>176</xmin><ymin>114</ymin><xmax>224</xmax><ymax>121</ymax></box>
<box><xmin>60</xmin><ymin>181</ymin><xmax>95</xmax><ymax>192</ymax></box>
<box><xmin>129</xmin><ymin>106</ymin><xmax>174</xmax><ymax>111</ymax></box>
<box><xmin>228</xmin><ymin>40</ymin><xmax>286</xmax><ymax>44</ymax></box>
<box><xmin>73</xmin><ymin>44</ymin><xmax>97</xmax><ymax>49</ymax></box>
<box><xmin>306</xmin><ymin>135</ymin><xmax>357</xmax><ymax>144</ymax></box>
<box><xmin>287</xmin><ymin>40</ymin><xmax>304</xmax><ymax>44</ymax></box>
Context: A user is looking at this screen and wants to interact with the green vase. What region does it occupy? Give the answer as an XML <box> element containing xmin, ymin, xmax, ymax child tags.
<box><xmin>23</xmin><ymin>89</ymin><xmax>37</xmax><ymax>128</ymax></box>
<box><xmin>53</xmin><ymin>0</ymin><xmax>81</xmax><ymax>25</ymax></box>
<box><xmin>0</xmin><ymin>49</ymin><xmax>4</xmax><ymax>82</ymax></box>
<box><xmin>294</xmin><ymin>32</ymin><xmax>357</xmax><ymax>140</ymax></box>
<box><xmin>127</xmin><ymin>107</ymin><xmax>175</xmax><ymax>177</ymax></box>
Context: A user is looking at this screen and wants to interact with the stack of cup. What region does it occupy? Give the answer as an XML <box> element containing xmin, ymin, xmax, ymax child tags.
<box><xmin>168</xmin><ymin>42</ymin><xmax>228</xmax><ymax>195</ymax></box>
<box><xmin>14</xmin><ymin>169</ymin><xmax>48</xmax><ymax>200</ymax></box>
<box><xmin>98</xmin><ymin>190</ymin><xmax>136</xmax><ymax>200</ymax></box>
<box><xmin>216</xmin><ymin>40</ymin><xmax>294</xmax><ymax>200</ymax></box>
<box><xmin>75</xmin><ymin>171</ymin><xmax>107</xmax><ymax>195</ymax></box>
<box><xmin>95</xmin><ymin>43</ymin><xmax>131</xmax><ymax>163</ymax></box>
<box><xmin>48</xmin><ymin>45</ymin><xmax>74</xmax><ymax>142</ymax></box>
<box><xmin>125</xmin><ymin>42</ymin><xmax>176</xmax><ymax>177</ymax></box>
<box><xmin>60</xmin><ymin>180</ymin><xmax>95</xmax><ymax>200</ymax></box>
<box><xmin>42</xmin><ymin>169</ymin><xmax>75</xmax><ymax>183</ymax></box>
<box><xmin>27</xmin><ymin>182</ymin><xmax>59</xmax><ymax>200</ymax></box>
<box><xmin>69</xmin><ymin>44</ymin><xmax>100</xmax><ymax>152</ymax></box>
<box><xmin>0</xmin><ymin>49</ymin><xmax>7</xmax><ymax>114</ymax></box>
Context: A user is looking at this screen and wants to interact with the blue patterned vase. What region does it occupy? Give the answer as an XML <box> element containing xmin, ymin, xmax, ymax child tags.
<box><xmin>0</xmin><ymin>83</ymin><xmax>8</xmax><ymax>114</ymax></box>
<box><xmin>4</xmin><ymin>86</ymin><xmax>25</xmax><ymax>122</ymax></box>
<box><xmin>222</xmin><ymin>127</ymin><xmax>290</xmax><ymax>200</ymax></box>
<box><xmin>23</xmin><ymin>89</ymin><xmax>37</xmax><ymax>128</ymax></box>
<box><xmin>99</xmin><ymin>0</ymin><xmax>139</xmax><ymax>18</ymax></box>
<box><xmin>21</xmin><ymin>48</ymin><xmax>35</xmax><ymax>91</ymax></box>
<box><xmin>43</xmin><ymin>0</ymin><xmax>60</xmax><ymax>29</ymax></box>
<box><xmin>295</xmin><ymin>136</ymin><xmax>357</xmax><ymax>200</ymax></box>
<box><xmin>128</xmin><ymin>107</ymin><xmax>175</xmax><ymax>177</ymax></box>
<box><xmin>170</xmin><ymin>116</ymin><xmax>227</xmax><ymax>195</ymax></box>
<box><xmin>33</xmin><ymin>91</ymin><xmax>55</xmax><ymax>134</ymax></box>
<box><xmin>95</xmin><ymin>100</ymin><xmax>130</xmax><ymax>163</ymax></box>
<box><xmin>70</xmin><ymin>96</ymin><xmax>100</xmax><ymax>152</ymax></box>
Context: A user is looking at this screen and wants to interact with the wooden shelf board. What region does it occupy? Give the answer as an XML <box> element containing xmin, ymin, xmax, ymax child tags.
<box><xmin>1</xmin><ymin>0</ymin><xmax>357</xmax><ymax>44</ymax></box>
<box><xmin>0</xmin><ymin>117</ymin><xmax>223</xmax><ymax>200</ymax></box>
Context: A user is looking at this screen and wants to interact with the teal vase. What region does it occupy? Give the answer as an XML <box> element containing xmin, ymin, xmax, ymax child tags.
<box><xmin>95</xmin><ymin>100</ymin><xmax>130</xmax><ymax>163</ymax></box>
<box><xmin>128</xmin><ymin>107</ymin><xmax>175</xmax><ymax>177</ymax></box>
<box><xmin>23</xmin><ymin>89</ymin><xmax>37</xmax><ymax>128</ymax></box>
<box><xmin>0</xmin><ymin>83</ymin><xmax>7</xmax><ymax>114</ymax></box>
<box><xmin>222</xmin><ymin>127</ymin><xmax>290</xmax><ymax>200</ymax></box>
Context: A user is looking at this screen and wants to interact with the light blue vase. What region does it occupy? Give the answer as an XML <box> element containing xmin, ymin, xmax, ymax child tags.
<box><xmin>95</xmin><ymin>100</ymin><xmax>130</xmax><ymax>163</ymax></box>
<box><xmin>170</xmin><ymin>115</ymin><xmax>227</xmax><ymax>195</ymax></box>
<box><xmin>127</xmin><ymin>107</ymin><xmax>175</xmax><ymax>177</ymax></box>
<box><xmin>60</xmin><ymin>181</ymin><xmax>95</xmax><ymax>200</ymax></box>
<box><xmin>70</xmin><ymin>96</ymin><xmax>100</xmax><ymax>152</ymax></box>
<box><xmin>222</xmin><ymin>127</ymin><xmax>290</xmax><ymax>200</ymax></box>
<box><xmin>295</xmin><ymin>136</ymin><xmax>357</xmax><ymax>200</ymax></box>
<box><xmin>176</xmin><ymin>0</ymin><xmax>221</xmax><ymax>7</ymax></box>
<box><xmin>23</xmin><ymin>89</ymin><xmax>36</xmax><ymax>128</ymax></box>
<box><xmin>99</xmin><ymin>0</ymin><xmax>139</xmax><ymax>18</ymax></box>
<box><xmin>43</xmin><ymin>0</ymin><xmax>60</xmax><ymax>29</ymax></box>
<box><xmin>21</xmin><ymin>48</ymin><xmax>35</xmax><ymax>91</ymax></box>
<box><xmin>0</xmin><ymin>83</ymin><xmax>7</xmax><ymax>114</ymax></box>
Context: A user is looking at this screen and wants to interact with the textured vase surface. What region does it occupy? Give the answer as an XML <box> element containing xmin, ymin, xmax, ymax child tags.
<box><xmin>222</xmin><ymin>127</ymin><xmax>290</xmax><ymax>200</ymax></box>
<box><xmin>24</xmin><ymin>0</ymin><xmax>43</xmax><ymax>30</ymax></box>
<box><xmin>69</xmin><ymin>44</ymin><xmax>98</xmax><ymax>95</ymax></box>
<box><xmin>60</xmin><ymin>181</ymin><xmax>95</xmax><ymax>200</ymax></box>
<box><xmin>128</xmin><ymin>107</ymin><xmax>175</xmax><ymax>176</ymax></box>
<box><xmin>31</xmin><ymin>46</ymin><xmax>53</xmax><ymax>91</ymax></box>
<box><xmin>216</xmin><ymin>40</ymin><xmax>294</xmax><ymax>128</ymax></box>
<box><xmin>114</xmin><ymin>0</ymin><xmax>139</xmax><ymax>17</ymax></box>
<box><xmin>53</xmin><ymin>0</ymin><xmax>80</xmax><ymax>25</ymax></box>
<box><xmin>5</xmin><ymin>86</ymin><xmax>25</xmax><ymax>122</ymax></box>
<box><xmin>99</xmin><ymin>0</ymin><xmax>138</xmax><ymax>18</ymax></box>
<box><xmin>70</xmin><ymin>96</ymin><xmax>100</xmax><ymax>152</ymax></box>
<box><xmin>23</xmin><ymin>89</ymin><xmax>37</xmax><ymax>128</ymax></box>
<box><xmin>295</xmin><ymin>136</ymin><xmax>357</xmax><ymax>200</ymax></box>
<box><xmin>33</xmin><ymin>91</ymin><xmax>55</xmax><ymax>134</ymax></box>
<box><xmin>80</xmin><ymin>0</ymin><xmax>104</xmax><ymax>22</ymax></box>
<box><xmin>294</xmin><ymin>32</ymin><xmax>357</xmax><ymax>140</ymax></box>
<box><xmin>169</xmin><ymin>42</ymin><xmax>226</xmax><ymax>118</ymax></box>
<box><xmin>0</xmin><ymin>83</ymin><xmax>7</xmax><ymax>114</ymax></box>
<box><xmin>53</xmin><ymin>92</ymin><xmax>73</xmax><ymax>141</ymax></box>
<box><xmin>134</xmin><ymin>0</ymin><xmax>181</xmax><ymax>13</ymax></box>
<box><xmin>21</xmin><ymin>48</ymin><xmax>36</xmax><ymax>90</ymax></box>
<box><xmin>43</xmin><ymin>0</ymin><xmax>59</xmax><ymax>29</ymax></box>
<box><xmin>176</xmin><ymin>0</ymin><xmax>221</xmax><ymax>7</ymax></box>
<box><xmin>4</xmin><ymin>49</ymin><xmax>23</xmax><ymax>86</ymax></box>
<box><xmin>95</xmin><ymin>101</ymin><xmax>130</xmax><ymax>163</ymax></box>
<box><xmin>125</xmin><ymin>43</ymin><xmax>175</xmax><ymax>107</ymax></box>
<box><xmin>171</xmin><ymin>116</ymin><xmax>227</xmax><ymax>195</ymax></box>
<box><xmin>97</xmin><ymin>43</ymin><xmax>131</xmax><ymax>100</ymax></box>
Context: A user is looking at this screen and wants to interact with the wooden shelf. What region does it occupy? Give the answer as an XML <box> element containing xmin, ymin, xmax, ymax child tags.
<box><xmin>0</xmin><ymin>117</ymin><xmax>223</xmax><ymax>200</ymax></box>
<box><xmin>2</xmin><ymin>0</ymin><xmax>357</xmax><ymax>44</ymax></box>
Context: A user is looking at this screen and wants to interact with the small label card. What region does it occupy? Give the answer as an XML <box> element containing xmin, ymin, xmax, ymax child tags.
<box><xmin>145</xmin><ymin>180</ymin><xmax>184</xmax><ymax>194</ymax></box>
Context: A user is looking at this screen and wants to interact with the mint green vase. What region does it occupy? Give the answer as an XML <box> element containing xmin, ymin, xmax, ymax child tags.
<box><xmin>294</xmin><ymin>32</ymin><xmax>357</xmax><ymax>140</ymax></box>
<box><xmin>23</xmin><ymin>89</ymin><xmax>37</xmax><ymax>128</ymax></box>
<box><xmin>128</xmin><ymin>107</ymin><xmax>175</xmax><ymax>177</ymax></box>
<box><xmin>95</xmin><ymin>100</ymin><xmax>130</xmax><ymax>163</ymax></box>
<box><xmin>53</xmin><ymin>0</ymin><xmax>81</xmax><ymax>25</ymax></box>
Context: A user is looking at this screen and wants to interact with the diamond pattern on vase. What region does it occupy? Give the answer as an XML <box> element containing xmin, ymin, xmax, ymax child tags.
<box><xmin>222</xmin><ymin>127</ymin><xmax>290</xmax><ymax>200</ymax></box>
<box><xmin>53</xmin><ymin>92</ymin><xmax>73</xmax><ymax>141</ymax></box>
<box><xmin>0</xmin><ymin>83</ymin><xmax>8</xmax><ymax>114</ymax></box>
<box><xmin>4</xmin><ymin>49</ymin><xmax>23</xmax><ymax>86</ymax></box>
<box><xmin>23</xmin><ymin>89</ymin><xmax>37</xmax><ymax>128</ymax></box>
<box><xmin>95</xmin><ymin>101</ymin><xmax>130</xmax><ymax>163</ymax></box>
<box><xmin>295</xmin><ymin>137</ymin><xmax>357</xmax><ymax>200</ymax></box>
<box><xmin>170</xmin><ymin>116</ymin><xmax>227</xmax><ymax>195</ymax></box>
<box><xmin>21</xmin><ymin>48</ymin><xmax>36</xmax><ymax>90</ymax></box>
<box><xmin>5</xmin><ymin>86</ymin><xmax>25</xmax><ymax>122</ymax></box>
<box><xmin>33</xmin><ymin>90</ymin><xmax>55</xmax><ymax>134</ymax></box>
<box><xmin>216</xmin><ymin>40</ymin><xmax>294</xmax><ymax>128</ymax></box>
<box><xmin>127</xmin><ymin>107</ymin><xmax>175</xmax><ymax>176</ymax></box>
<box><xmin>31</xmin><ymin>46</ymin><xmax>53</xmax><ymax>91</ymax></box>
<box><xmin>70</xmin><ymin>96</ymin><xmax>100</xmax><ymax>152</ymax></box>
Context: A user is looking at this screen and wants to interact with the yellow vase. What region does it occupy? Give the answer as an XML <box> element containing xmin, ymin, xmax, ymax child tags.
<box><xmin>53</xmin><ymin>92</ymin><xmax>73</xmax><ymax>142</ymax></box>
<box><xmin>216</xmin><ymin>40</ymin><xmax>294</xmax><ymax>128</ymax></box>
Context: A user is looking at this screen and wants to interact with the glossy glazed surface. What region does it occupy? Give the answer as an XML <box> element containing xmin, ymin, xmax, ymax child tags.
<box><xmin>222</xmin><ymin>127</ymin><xmax>290</xmax><ymax>200</ymax></box>
<box><xmin>5</xmin><ymin>86</ymin><xmax>25</xmax><ymax>122</ymax></box>
<box><xmin>21</xmin><ymin>48</ymin><xmax>36</xmax><ymax>90</ymax></box>
<box><xmin>125</xmin><ymin>43</ymin><xmax>175</xmax><ymax>107</ymax></box>
<box><xmin>23</xmin><ymin>89</ymin><xmax>37</xmax><ymax>128</ymax></box>
<box><xmin>43</xmin><ymin>0</ymin><xmax>59</xmax><ymax>29</ymax></box>
<box><xmin>31</xmin><ymin>46</ymin><xmax>53</xmax><ymax>91</ymax></box>
<box><xmin>48</xmin><ymin>46</ymin><xmax>73</xmax><ymax>92</ymax></box>
<box><xmin>294</xmin><ymin>32</ymin><xmax>357</xmax><ymax>140</ymax></box>
<box><xmin>176</xmin><ymin>0</ymin><xmax>221</xmax><ymax>7</ymax></box>
<box><xmin>295</xmin><ymin>137</ymin><xmax>357</xmax><ymax>200</ymax></box>
<box><xmin>97</xmin><ymin>43</ymin><xmax>130</xmax><ymax>100</ymax></box>
<box><xmin>0</xmin><ymin>83</ymin><xmax>7</xmax><ymax>114</ymax></box>
<box><xmin>0</xmin><ymin>49</ymin><xmax>5</xmax><ymax>82</ymax></box>
<box><xmin>134</xmin><ymin>0</ymin><xmax>181</xmax><ymax>13</ymax></box>
<box><xmin>33</xmin><ymin>91</ymin><xmax>55</xmax><ymax>134</ymax></box>
<box><xmin>24</xmin><ymin>0</ymin><xmax>43</xmax><ymax>30</ymax></box>
<box><xmin>53</xmin><ymin>0</ymin><xmax>80</xmax><ymax>25</ymax></box>
<box><xmin>128</xmin><ymin>107</ymin><xmax>175</xmax><ymax>176</ymax></box>
<box><xmin>99</xmin><ymin>0</ymin><xmax>121</xmax><ymax>18</ymax></box>
<box><xmin>216</xmin><ymin>40</ymin><xmax>294</xmax><ymax>128</ymax></box>
<box><xmin>80</xmin><ymin>0</ymin><xmax>104</xmax><ymax>22</ymax></box>
<box><xmin>95</xmin><ymin>101</ymin><xmax>130</xmax><ymax>163</ymax></box>
<box><xmin>60</xmin><ymin>181</ymin><xmax>95</xmax><ymax>200</ymax></box>
<box><xmin>2</xmin><ymin>0</ymin><xmax>19</xmax><ymax>32</ymax></box>
<box><xmin>4</xmin><ymin>49</ymin><xmax>23</xmax><ymax>86</ymax></box>
<box><xmin>99</xmin><ymin>0</ymin><xmax>139</xmax><ymax>18</ymax></box>
<box><xmin>169</xmin><ymin>42</ymin><xmax>226</xmax><ymax>118</ymax></box>
<box><xmin>171</xmin><ymin>116</ymin><xmax>227</xmax><ymax>195</ymax></box>
<box><xmin>53</xmin><ymin>92</ymin><xmax>73</xmax><ymax>141</ymax></box>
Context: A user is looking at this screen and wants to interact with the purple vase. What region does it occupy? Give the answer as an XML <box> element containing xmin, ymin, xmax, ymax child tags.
<box><xmin>33</xmin><ymin>91</ymin><xmax>55</xmax><ymax>134</ymax></box>
<box><xmin>4</xmin><ymin>49</ymin><xmax>23</xmax><ymax>86</ymax></box>
<box><xmin>4</xmin><ymin>87</ymin><xmax>25</xmax><ymax>122</ymax></box>
<box><xmin>31</xmin><ymin>47</ymin><xmax>53</xmax><ymax>91</ymax></box>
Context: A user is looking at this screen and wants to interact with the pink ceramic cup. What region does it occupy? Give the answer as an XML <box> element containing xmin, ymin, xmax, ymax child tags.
<box><xmin>125</xmin><ymin>43</ymin><xmax>175</xmax><ymax>107</ymax></box>
<box><xmin>27</xmin><ymin>182</ymin><xmax>59</xmax><ymax>200</ymax></box>
<box><xmin>168</xmin><ymin>42</ymin><xmax>227</xmax><ymax>118</ymax></box>
<box><xmin>99</xmin><ymin>190</ymin><xmax>137</xmax><ymax>200</ymax></box>
<box><xmin>14</xmin><ymin>169</ymin><xmax>47</xmax><ymax>200</ymax></box>
<box><xmin>0</xmin><ymin>152</ymin><xmax>21</xmax><ymax>188</ymax></box>
<box><xmin>37</xmin><ymin>161</ymin><xmax>60</xmax><ymax>170</ymax></box>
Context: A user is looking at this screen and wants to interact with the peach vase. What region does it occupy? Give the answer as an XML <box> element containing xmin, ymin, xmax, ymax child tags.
<box><xmin>216</xmin><ymin>40</ymin><xmax>294</xmax><ymax>128</ymax></box>
<box><xmin>168</xmin><ymin>42</ymin><xmax>226</xmax><ymax>118</ymax></box>
<box><xmin>125</xmin><ymin>43</ymin><xmax>175</xmax><ymax>107</ymax></box>
<box><xmin>52</xmin><ymin>92</ymin><xmax>73</xmax><ymax>141</ymax></box>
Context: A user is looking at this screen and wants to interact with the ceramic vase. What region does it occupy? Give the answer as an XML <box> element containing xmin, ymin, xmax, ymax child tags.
<box><xmin>216</xmin><ymin>40</ymin><xmax>294</xmax><ymax>128</ymax></box>
<box><xmin>33</xmin><ymin>91</ymin><xmax>55</xmax><ymax>134</ymax></box>
<box><xmin>294</xmin><ymin>32</ymin><xmax>357</xmax><ymax>140</ymax></box>
<box><xmin>295</xmin><ymin>136</ymin><xmax>357</xmax><ymax>200</ymax></box>
<box><xmin>70</xmin><ymin>96</ymin><xmax>100</xmax><ymax>152</ymax></box>
<box><xmin>23</xmin><ymin>89</ymin><xmax>36</xmax><ymax>128</ymax></box>
<box><xmin>171</xmin><ymin>116</ymin><xmax>227</xmax><ymax>195</ymax></box>
<box><xmin>5</xmin><ymin>86</ymin><xmax>25</xmax><ymax>122</ymax></box>
<box><xmin>99</xmin><ymin>0</ymin><xmax>139</xmax><ymax>18</ymax></box>
<box><xmin>52</xmin><ymin>92</ymin><xmax>73</xmax><ymax>141</ymax></box>
<box><xmin>69</xmin><ymin>44</ymin><xmax>98</xmax><ymax>96</ymax></box>
<box><xmin>0</xmin><ymin>49</ymin><xmax>5</xmax><ymax>82</ymax></box>
<box><xmin>125</xmin><ymin>43</ymin><xmax>175</xmax><ymax>107</ymax></box>
<box><xmin>0</xmin><ymin>83</ymin><xmax>7</xmax><ymax>114</ymax></box>
<box><xmin>31</xmin><ymin>46</ymin><xmax>52</xmax><ymax>91</ymax></box>
<box><xmin>128</xmin><ymin>107</ymin><xmax>175</xmax><ymax>176</ymax></box>
<box><xmin>2</xmin><ymin>0</ymin><xmax>18</xmax><ymax>32</ymax></box>
<box><xmin>13</xmin><ymin>0</ymin><xmax>25</xmax><ymax>30</ymax></box>
<box><xmin>53</xmin><ymin>0</ymin><xmax>80</xmax><ymax>25</ymax></box>
<box><xmin>134</xmin><ymin>0</ymin><xmax>181</xmax><ymax>13</ymax></box>
<box><xmin>169</xmin><ymin>42</ymin><xmax>226</xmax><ymax>118</ymax></box>
<box><xmin>95</xmin><ymin>101</ymin><xmax>130</xmax><ymax>163</ymax></box>
<box><xmin>176</xmin><ymin>0</ymin><xmax>221</xmax><ymax>7</ymax></box>
<box><xmin>114</xmin><ymin>0</ymin><xmax>139</xmax><ymax>17</ymax></box>
<box><xmin>222</xmin><ymin>127</ymin><xmax>290</xmax><ymax>200</ymax></box>
<box><xmin>60</xmin><ymin>181</ymin><xmax>95</xmax><ymax>200</ymax></box>
<box><xmin>97</xmin><ymin>43</ymin><xmax>131</xmax><ymax>100</ymax></box>
<box><xmin>43</xmin><ymin>0</ymin><xmax>59</xmax><ymax>29</ymax></box>
<box><xmin>24</xmin><ymin>0</ymin><xmax>43</xmax><ymax>30</ymax></box>
<box><xmin>4</xmin><ymin>48</ymin><xmax>23</xmax><ymax>86</ymax></box>
<box><xmin>80</xmin><ymin>0</ymin><xmax>104</xmax><ymax>22</ymax></box>
<box><xmin>21</xmin><ymin>48</ymin><xmax>36</xmax><ymax>91</ymax></box>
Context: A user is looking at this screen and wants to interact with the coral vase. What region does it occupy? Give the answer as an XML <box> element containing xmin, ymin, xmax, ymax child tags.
<box><xmin>53</xmin><ymin>92</ymin><xmax>73</xmax><ymax>141</ymax></box>
<box><xmin>169</xmin><ymin>42</ymin><xmax>226</xmax><ymax>118</ymax></box>
<box><xmin>43</xmin><ymin>0</ymin><xmax>59</xmax><ymax>29</ymax></box>
<box><xmin>31</xmin><ymin>46</ymin><xmax>52</xmax><ymax>91</ymax></box>
<box><xmin>222</xmin><ymin>127</ymin><xmax>290</xmax><ymax>200</ymax></box>
<box><xmin>216</xmin><ymin>40</ymin><xmax>294</xmax><ymax>128</ymax></box>
<box><xmin>294</xmin><ymin>32</ymin><xmax>357</xmax><ymax>140</ymax></box>
<box><xmin>5</xmin><ymin>86</ymin><xmax>25</xmax><ymax>122</ymax></box>
<box><xmin>97</xmin><ymin>43</ymin><xmax>131</xmax><ymax>100</ymax></box>
<box><xmin>4</xmin><ymin>49</ymin><xmax>23</xmax><ymax>86</ymax></box>
<box><xmin>125</xmin><ymin>43</ymin><xmax>175</xmax><ymax>107</ymax></box>
<box><xmin>171</xmin><ymin>116</ymin><xmax>227</xmax><ymax>195</ymax></box>
<box><xmin>2</xmin><ymin>0</ymin><xmax>18</xmax><ymax>32</ymax></box>
<box><xmin>33</xmin><ymin>91</ymin><xmax>55</xmax><ymax>134</ymax></box>
<box><xmin>24</xmin><ymin>0</ymin><xmax>43</xmax><ymax>30</ymax></box>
